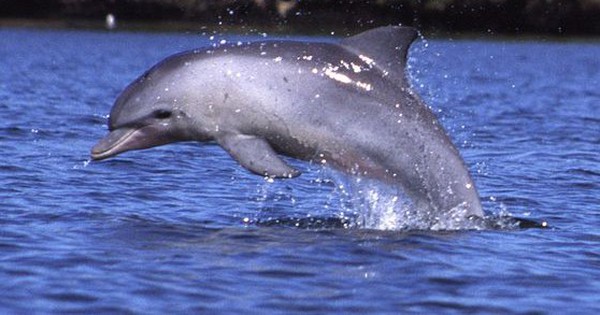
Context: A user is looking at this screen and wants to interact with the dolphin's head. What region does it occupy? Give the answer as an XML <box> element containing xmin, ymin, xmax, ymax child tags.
<box><xmin>91</xmin><ymin>64</ymin><xmax>210</xmax><ymax>161</ymax></box>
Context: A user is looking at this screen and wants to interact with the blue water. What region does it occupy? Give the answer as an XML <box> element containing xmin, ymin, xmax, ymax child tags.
<box><xmin>1</xmin><ymin>28</ymin><xmax>599</xmax><ymax>313</ymax></box>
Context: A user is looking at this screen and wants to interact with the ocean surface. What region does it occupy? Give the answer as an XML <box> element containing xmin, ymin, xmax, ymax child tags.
<box><xmin>0</xmin><ymin>28</ymin><xmax>598</xmax><ymax>313</ymax></box>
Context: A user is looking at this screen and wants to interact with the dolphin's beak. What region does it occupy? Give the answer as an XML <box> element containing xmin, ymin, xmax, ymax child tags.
<box><xmin>91</xmin><ymin>128</ymin><xmax>138</xmax><ymax>160</ymax></box>
<box><xmin>91</xmin><ymin>125</ymin><xmax>170</xmax><ymax>160</ymax></box>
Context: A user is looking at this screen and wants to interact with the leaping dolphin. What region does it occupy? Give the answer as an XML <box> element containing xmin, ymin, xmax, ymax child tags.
<box><xmin>91</xmin><ymin>26</ymin><xmax>484</xmax><ymax>220</ymax></box>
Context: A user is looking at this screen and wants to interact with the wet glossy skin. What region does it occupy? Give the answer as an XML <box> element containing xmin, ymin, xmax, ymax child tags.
<box><xmin>91</xmin><ymin>26</ymin><xmax>483</xmax><ymax>219</ymax></box>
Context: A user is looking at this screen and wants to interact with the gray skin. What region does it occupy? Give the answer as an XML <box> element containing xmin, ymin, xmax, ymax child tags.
<box><xmin>91</xmin><ymin>26</ymin><xmax>484</xmax><ymax>219</ymax></box>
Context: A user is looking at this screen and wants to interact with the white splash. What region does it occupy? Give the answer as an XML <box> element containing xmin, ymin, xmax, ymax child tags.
<box><xmin>72</xmin><ymin>159</ymin><xmax>91</xmax><ymax>169</ymax></box>
<box><xmin>337</xmin><ymin>176</ymin><xmax>486</xmax><ymax>231</ymax></box>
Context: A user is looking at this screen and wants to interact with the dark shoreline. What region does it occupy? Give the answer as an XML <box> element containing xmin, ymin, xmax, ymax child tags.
<box><xmin>3</xmin><ymin>17</ymin><xmax>600</xmax><ymax>43</ymax></box>
<box><xmin>1</xmin><ymin>0</ymin><xmax>600</xmax><ymax>37</ymax></box>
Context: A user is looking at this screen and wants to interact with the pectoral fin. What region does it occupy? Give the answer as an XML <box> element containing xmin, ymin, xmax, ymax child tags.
<box><xmin>218</xmin><ymin>134</ymin><xmax>300</xmax><ymax>178</ymax></box>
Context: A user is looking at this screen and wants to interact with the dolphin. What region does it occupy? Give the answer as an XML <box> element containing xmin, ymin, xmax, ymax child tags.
<box><xmin>91</xmin><ymin>26</ymin><xmax>484</xmax><ymax>220</ymax></box>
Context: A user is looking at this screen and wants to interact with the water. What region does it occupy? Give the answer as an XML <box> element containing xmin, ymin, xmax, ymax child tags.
<box><xmin>1</xmin><ymin>28</ymin><xmax>598</xmax><ymax>313</ymax></box>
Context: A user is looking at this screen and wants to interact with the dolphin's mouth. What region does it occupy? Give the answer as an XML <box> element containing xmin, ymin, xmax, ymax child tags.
<box><xmin>91</xmin><ymin>127</ymin><xmax>140</xmax><ymax>160</ymax></box>
<box><xmin>92</xmin><ymin>113</ymin><xmax>179</xmax><ymax>160</ymax></box>
<box><xmin>91</xmin><ymin>123</ymin><xmax>173</xmax><ymax>161</ymax></box>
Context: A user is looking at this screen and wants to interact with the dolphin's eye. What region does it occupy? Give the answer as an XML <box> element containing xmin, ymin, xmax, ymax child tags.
<box><xmin>153</xmin><ymin>110</ymin><xmax>172</xmax><ymax>119</ymax></box>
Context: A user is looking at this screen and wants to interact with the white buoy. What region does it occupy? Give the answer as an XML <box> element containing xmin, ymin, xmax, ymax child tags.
<box><xmin>105</xmin><ymin>13</ymin><xmax>116</xmax><ymax>30</ymax></box>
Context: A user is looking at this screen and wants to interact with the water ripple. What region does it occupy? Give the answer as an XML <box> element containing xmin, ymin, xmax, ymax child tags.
<box><xmin>0</xmin><ymin>29</ymin><xmax>598</xmax><ymax>313</ymax></box>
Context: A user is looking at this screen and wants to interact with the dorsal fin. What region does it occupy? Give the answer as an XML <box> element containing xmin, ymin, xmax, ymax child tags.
<box><xmin>340</xmin><ymin>26</ymin><xmax>418</xmax><ymax>83</ymax></box>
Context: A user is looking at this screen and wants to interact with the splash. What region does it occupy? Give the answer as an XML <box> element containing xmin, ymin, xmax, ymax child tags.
<box><xmin>242</xmin><ymin>166</ymin><xmax>546</xmax><ymax>231</ymax></box>
<box><xmin>336</xmin><ymin>175</ymin><xmax>488</xmax><ymax>231</ymax></box>
<box><xmin>72</xmin><ymin>159</ymin><xmax>91</xmax><ymax>169</ymax></box>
